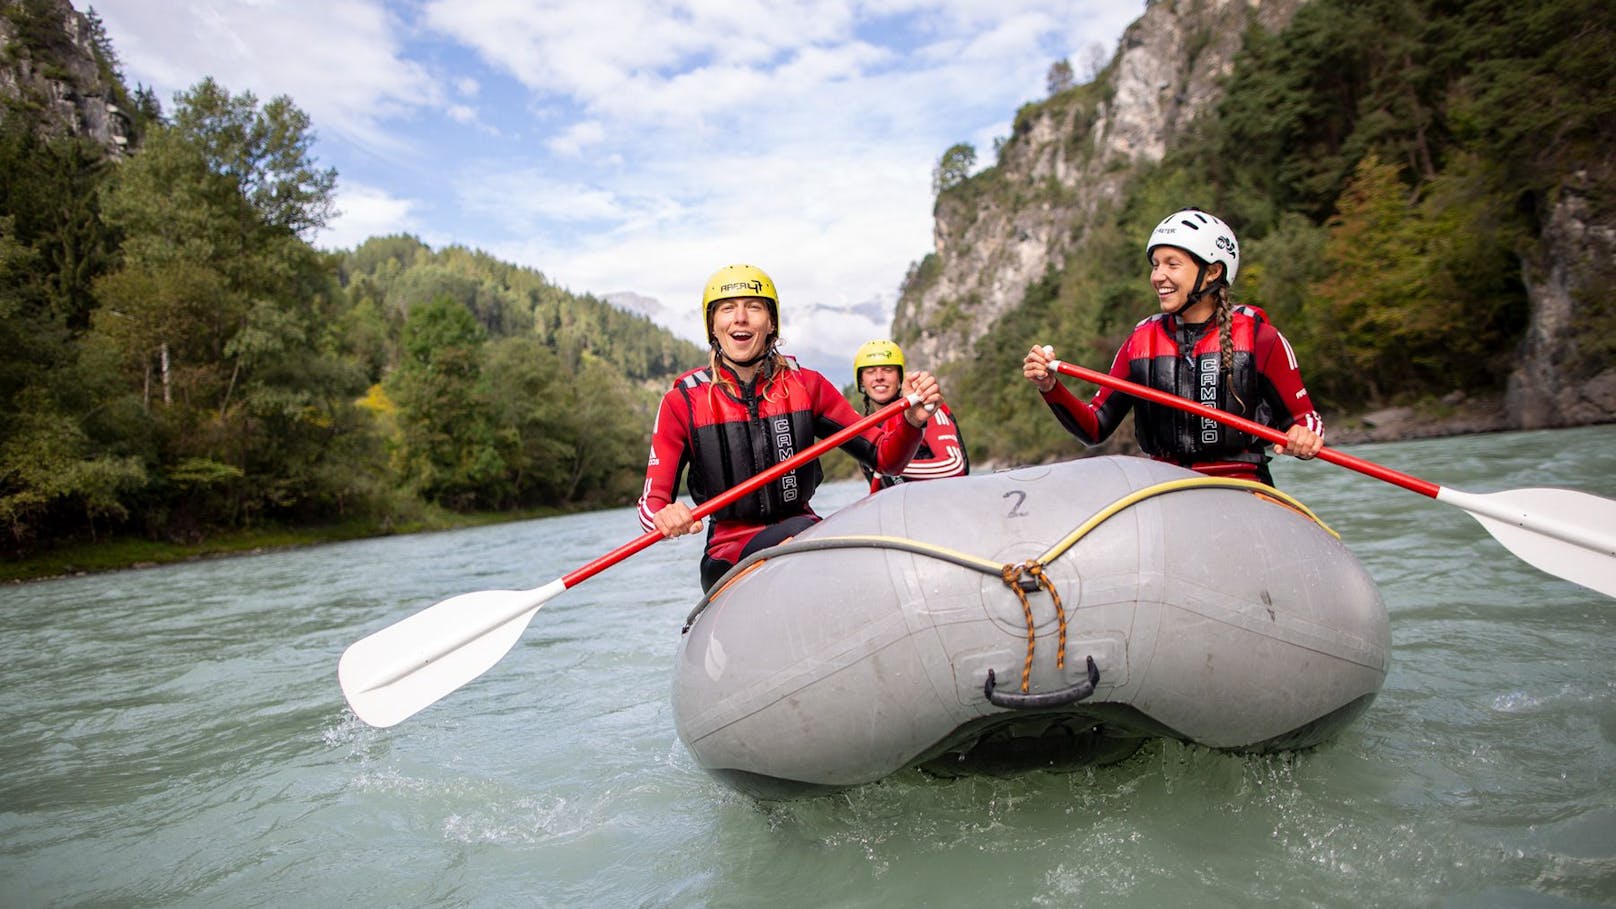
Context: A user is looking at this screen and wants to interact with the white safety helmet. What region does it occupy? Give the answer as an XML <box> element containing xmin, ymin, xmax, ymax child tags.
<box><xmin>1146</xmin><ymin>208</ymin><xmax>1239</xmax><ymax>286</ymax></box>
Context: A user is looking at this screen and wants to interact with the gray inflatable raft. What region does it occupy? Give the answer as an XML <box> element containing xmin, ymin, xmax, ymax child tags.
<box><xmin>672</xmin><ymin>456</ymin><xmax>1390</xmax><ymax>798</ymax></box>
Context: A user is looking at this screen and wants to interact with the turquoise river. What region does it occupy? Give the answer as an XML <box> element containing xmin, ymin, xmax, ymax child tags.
<box><xmin>2</xmin><ymin>426</ymin><xmax>1613</xmax><ymax>908</ymax></box>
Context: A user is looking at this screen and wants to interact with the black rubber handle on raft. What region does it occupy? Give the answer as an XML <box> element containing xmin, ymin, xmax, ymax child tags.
<box><xmin>983</xmin><ymin>656</ymin><xmax>1100</xmax><ymax>709</ymax></box>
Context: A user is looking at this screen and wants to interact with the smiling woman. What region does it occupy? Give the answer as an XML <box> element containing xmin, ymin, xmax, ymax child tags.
<box><xmin>853</xmin><ymin>338</ymin><xmax>970</xmax><ymax>494</ymax></box>
<box><xmin>1022</xmin><ymin>208</ymin><xmax>1325</xmax><ymax>488</ymax></box>
<box><xmin>636</xmin><ymin>264</ymin><xmax>947</xmax><ymax>591</ymax></box>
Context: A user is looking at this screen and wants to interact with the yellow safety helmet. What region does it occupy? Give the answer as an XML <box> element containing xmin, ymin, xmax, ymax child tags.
<box><xmin>701</xmin><ymin>264</ymin><xmax>779</xmax><ymax>340</ymax></box>
<box><xmin>854</xmin><ymin>339</ymin><xmax>905</xmax><ymax>388</ymax></box>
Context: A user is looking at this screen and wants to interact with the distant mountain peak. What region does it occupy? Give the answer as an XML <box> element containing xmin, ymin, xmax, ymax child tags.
<box><xmin>603</xmin><ymin>291</ymin><xmax>664</xmax><ymax>320</ymax></box>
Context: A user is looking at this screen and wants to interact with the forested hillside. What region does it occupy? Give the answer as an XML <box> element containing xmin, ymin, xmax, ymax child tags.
<box><xmin>898</xmin><ymin>0</ymin><xmax>1615</xmax><ymax>466</ymax></box>
<box><xmin>0</xmin><ymin>0</ymin><xmax>702</xmax><ymax>559</ymax></box>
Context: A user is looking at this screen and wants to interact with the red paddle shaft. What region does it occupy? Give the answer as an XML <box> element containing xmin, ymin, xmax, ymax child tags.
<box><xmin>1047</xmin><ymin>360</ymin><xmax>1440</xmax><ymax>498</ymax></box>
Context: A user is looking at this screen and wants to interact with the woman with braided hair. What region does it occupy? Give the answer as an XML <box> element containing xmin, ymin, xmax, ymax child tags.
<box><xmin>1021</xmin><ymin>208</ymin><xmax>1323</xmax><ymax>485</ymax></box>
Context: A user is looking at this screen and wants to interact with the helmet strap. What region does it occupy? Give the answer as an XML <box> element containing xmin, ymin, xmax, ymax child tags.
<box><xmin>1190</xmin><ymin>262</ymin><xmax>1211</xmax><ymax>298</ymax></box>
<box><xmin>1175</xmin><ymin>263</ymin><xmax>1228</xmax><ymax>318</ymax></box>
<box><xmin>1169</xmin><ymin>263</ymin><xmax>1210</xmax><ymax>317</ymax></box>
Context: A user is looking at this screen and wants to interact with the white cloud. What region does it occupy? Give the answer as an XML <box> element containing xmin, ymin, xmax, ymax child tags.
<box><xmin>101</xmin><ymin>0</ymin><xmax>1148</xmax><ymax>363</ymax></box>
<box><xmin>547</xmin><ymin>120</ymin><xmax>607</xmax><ymax>156</ymax></box>
<box><xmin>98</xmin><ymin>0</ymin><xmax>445</xmax><ymax>156</ymax></box>
<box><xmin>315</xmin><ymin>182</ymin><xmax>425</xmax><ymax>251</ymax></box>
<box><xmin>455</xmin><ymin>165</ymin><xmax>674</xmax><ymax>231</ymax></box>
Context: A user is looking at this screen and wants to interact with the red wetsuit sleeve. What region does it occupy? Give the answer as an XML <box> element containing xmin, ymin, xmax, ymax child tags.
<box><xmin>1254</xmin><ymin>323</ymin><xmax>1326</xmax><ymax>438</ymax></box>
<box><xmin>637</xmin><ymin>388</ymin><xmax>690</xmax><ymax>533</ymax></box>
<box><xmin>891</xmin><ymin>404</ymin><xmax>968</xmax><ymax>481</ymax></box>
<box><xmin>1041</xmin><ymin>344</ymin><xmax>1132</xmax><ymax>445</ymax></box>
<box><xmin>804</xmin><ymin>370</ymin><xmax>922</xmax><ymax>472</ymax></box>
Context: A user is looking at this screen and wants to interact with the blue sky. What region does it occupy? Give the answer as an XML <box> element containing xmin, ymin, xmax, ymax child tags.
<box><xmin>97</xmin><ymin>0</ymin><xmax>1144</xmax><ymax>381</ymax></box>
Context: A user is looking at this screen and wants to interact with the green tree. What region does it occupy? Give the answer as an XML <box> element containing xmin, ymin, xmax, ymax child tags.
<box><xmin>1303</xmin><ymin>154</ymin><xmax>1524</xmax><ymax>404</ymax></box>
<box><xmin>92</xmin><ymin>79</ymin><xmax>363</xmax><ymax>533</ymax></box>
<box><xmin>549</xmin><ymin>355</ymin><xmax>654</xmax><ymax>505</ymax></box>
<box><xmin>483</xmin><ymin>335</ymin><xmax>575</xmax><ymax>507</ymax></box>
<box><xmin>496</xmin><ymin>340</ymin><xmax>653</xmax><ymax>508</ymax></box>
<box><xmin>0</xmin><ymin>108</ymin><xmax>118</xmax><ymax>332</ymax></box>
<box><xmin>0</xmin><ymin>2</ymin><xmax>152</xmax><ymax>548</ymax></box>
<box><xmin>0</xmin><ymin>216</ymin><xmax>144</xmax><ymax>547</ymax></box>
<box><xmin>387</xmin><ymin>297</ymin><xmax>504</xmax><ymax>509</ymax></box>
<box><xmin>1446</xmin><ymin>0</ymin><xmax>1616</xmax><ymax>201</ymax></box>
<box><xmin>1047</xmin><ymin>59</ymin><xmax>1074</xmax><ymax>95</ymax></box>
<box><xmin>166</xmin><ymin>78</ymin><xmax>335</xmax><ymax>241</ymax></box>
<box><xmin>0</xmin><ymin>386</ymin><xmax>146</xmax><ymax>545</ymax></box>
<box><xmin>932</xmin><ymin>143</ymin><xmax>977</xmax><ymax>195</ymax></box>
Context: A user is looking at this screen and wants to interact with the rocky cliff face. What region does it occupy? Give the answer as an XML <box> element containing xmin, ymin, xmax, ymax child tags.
<box><xmin>895</xmin><ymin>0</ymin><xmax>1615</xmax><ymax>431</ymax></box>
<box><xmin>1508</xmin><ymin>173</ymin><xmax>1616</xmax><ymax>428</ymax></box>
<box><xmin>893</xmin><ymin>0</ymin><xmax>1304</xmax><ymax>375</ymax></box>
<box><xmin>0</xmin><ymin>0</ymin><xmax>134</xmax><ymax>156</ymax></box>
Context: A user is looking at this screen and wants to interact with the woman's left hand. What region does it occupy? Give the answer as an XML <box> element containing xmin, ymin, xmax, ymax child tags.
<box><xmin>1274</xmin><ymin>424</ymin><xmax>1324</xmax><ymax>460</ymax></box>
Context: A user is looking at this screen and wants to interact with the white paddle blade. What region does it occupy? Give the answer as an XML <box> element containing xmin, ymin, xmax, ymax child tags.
<box><xmin>338</xmin><ymin>581</ymin><xmax>564</xmax><ymax>727</ymax></box>
<box><xmin>1438</xmin><ymin>487</ymin><xmax>1616</xmax><ymax>599</ymax></box>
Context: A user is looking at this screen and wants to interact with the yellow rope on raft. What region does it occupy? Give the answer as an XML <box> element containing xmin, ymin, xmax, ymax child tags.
<box><xmin>1035</xmin><ymin>476</ymin><xmax>1336</xmax><ymax>565</ymax></box>
<box><xmin>684</xmin><ymin>476</ymin><xmax>1337</xmax><ymax>634</ymax></box>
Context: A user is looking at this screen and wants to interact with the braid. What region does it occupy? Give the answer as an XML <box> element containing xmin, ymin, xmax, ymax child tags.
<box><xmin>1215</xmin><ymin>285</ymin><xmax>1246</xmax><ymax>410</ymax></box>
<box><xmin>1215</xmin><ymin>286</ymin><xmax>1233</xmax><ymax>373</ymax></box>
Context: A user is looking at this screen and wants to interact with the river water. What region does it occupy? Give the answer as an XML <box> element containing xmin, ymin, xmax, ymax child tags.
<box><xmin>2</xmin><ymin>426</ymin><xmax>1613</xmax><ymax>908</ymax></box>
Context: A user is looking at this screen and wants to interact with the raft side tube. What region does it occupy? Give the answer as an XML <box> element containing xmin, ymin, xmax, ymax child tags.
<box><xmin>672</xmin><ymin>457</ymin><xmax>1390</xmax><ymax>794</ymax></box>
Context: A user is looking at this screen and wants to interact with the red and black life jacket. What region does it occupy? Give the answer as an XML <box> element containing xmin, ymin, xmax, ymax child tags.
<box><xmin>1127</xmin><ymin>305</ymin><xmax>1269</xmax><ymax>465</ymax></box>
<box><xmin>674</xmin><ymin>364</ymin><xmax>827</xmax><ymax>523</ymax></box>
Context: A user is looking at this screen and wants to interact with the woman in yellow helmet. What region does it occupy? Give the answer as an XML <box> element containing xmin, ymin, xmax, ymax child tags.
<box><xmin>853</xmin><ymin>339</ymin><xmax>968</xmax><ymax>492</ymax></box>
<box><xmin>638</xmin><ymin>265</ymin><xmax>946</xmax><ymax>591</ymax></box>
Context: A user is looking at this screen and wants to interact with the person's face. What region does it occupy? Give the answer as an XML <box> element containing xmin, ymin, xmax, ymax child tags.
<box><xmin>1149</xmin><ymin>245</ymin><xmax>1222</xmax><ymax>317</ymax></box>
<box><xmin>859</xmin><ymin>364</ymin><xmax>902</xmax><ymax>404</ymax></box>
<box><xmin>1149</xmin><ymin>245</ymin><xmax>1201</xmax><ymax>314</ymax></box>
<box><xmin>710</xmin><ymin>297</ymin><xmax>774</xmax><ymax>362</ymax></box>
